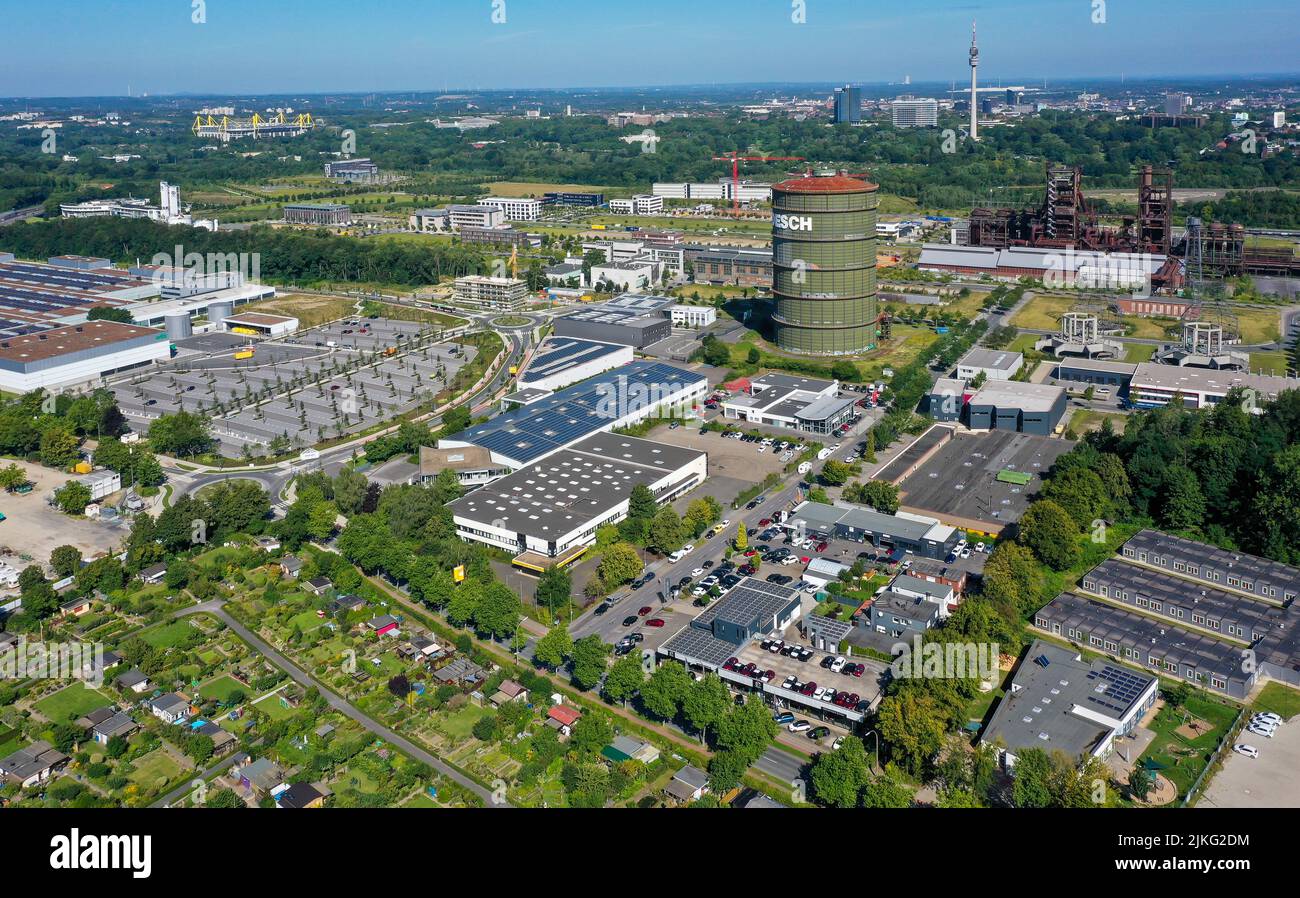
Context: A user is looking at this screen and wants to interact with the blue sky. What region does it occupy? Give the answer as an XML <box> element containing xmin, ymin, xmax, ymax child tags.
<box><xmin>1</xmin><ymin>0</ymin><xmax>1296</xmax><ymax>97</ymax></box>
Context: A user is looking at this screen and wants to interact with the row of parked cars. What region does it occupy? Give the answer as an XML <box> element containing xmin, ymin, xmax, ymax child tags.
<box><xmin>820</xmin><ymin>655</ymin><xmax>867</xmax><ymax>678</ymax></box>
<box><xmin>778</xmin><ymin>675</ymin><xmax>867</xmax><ymax>712</ymax></box>
<box><xmin>1233</xmin><ymin>711</ymin><xmax>1285</xmax><ymax>758</ymax></box>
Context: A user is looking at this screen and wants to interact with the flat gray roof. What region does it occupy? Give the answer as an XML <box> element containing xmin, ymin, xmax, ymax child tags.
<box><xmin>982</xmin><ymin>639</ymin><xmax>1156</xmax><ymax>760</ymax></box>
<box><xmin>449</xmin><ymin>432</ymin><xmax>704</xmax><ymax>541</ymax></box>
<box><xmin>968</xmin><ymin>380</ymin><xmax>1065</xmax><ymax>413</ymax></box>
<box><xmin>958</xmin><ymin>348</ymin><xmax>1023</xmax><ymax>372</ymax></box>
<box><xmin>1131</xmin><ymin>362</ymin><xmax>1300</xmax><ymax>397</ymax></box>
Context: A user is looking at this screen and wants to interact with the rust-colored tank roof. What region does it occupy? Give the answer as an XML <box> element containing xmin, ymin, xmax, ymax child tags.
<box><xmin>772</xmin><ymin>174</ymin><xmax>878</xmax><ymax>193</ymax></box>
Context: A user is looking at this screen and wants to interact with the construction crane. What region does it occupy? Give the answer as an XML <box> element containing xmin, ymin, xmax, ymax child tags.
<box><xmin>712</xmin><ymin>151</ymin><xmax>805</xmax><ymax>213</ymax></box>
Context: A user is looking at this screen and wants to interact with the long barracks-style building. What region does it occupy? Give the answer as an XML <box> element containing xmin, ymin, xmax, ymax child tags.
<box><xmin>1033</xmin><ymin>529</ymin><xmax>1300</xmax><ymax>699</ymax></box>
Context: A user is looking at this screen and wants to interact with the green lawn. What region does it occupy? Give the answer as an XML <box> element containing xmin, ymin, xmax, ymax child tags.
<box><xmin>34</xmin><ymin>683</ymin><xmax>112</xmax><ymax>722</ymax></box>
<box><xmin>196</xmin><ymin>675</ymin><xmax>249</xmax><ymax>704</ymax></box>
<box><xmin>438</xmin><ymin>704</ymin><xmax>488</xmax><ymax>741</ymax></box>
<box><xmin>125</xmin><ymin>749</ymin><xmax>186</xmax><ymax>794</ymax></box>
<box><xmin>1121</xmin><ymin>342</ymin><xmax>1157</xmax><ymax>362</ymax></box>
<box><xmin>140</xmin><ymin>620</ymin><xmax>198</xmax><ymax>649</ymax></box>
<box><xmin>1251</xmin><ymin>682</ymin><xmax>1300</xmax><ymax>721</ymax></box>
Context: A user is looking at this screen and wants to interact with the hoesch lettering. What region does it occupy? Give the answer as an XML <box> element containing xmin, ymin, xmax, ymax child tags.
<box><xmin>773</xmin><ymin>214</ymin><xmax>813</xmax><ymax>232</ymax></box>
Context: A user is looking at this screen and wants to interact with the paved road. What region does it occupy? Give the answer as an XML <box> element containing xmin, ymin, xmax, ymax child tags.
<box><xmin>152</xmin><ymin>750</ymin><xmax>244</xmax><ymax>808</ymax></box>
<box><xmin>179</xmin><ymin>600</ymin><xmax>508</xmax><ymax>807</ymax></box>
<box><xmin>753</xmin><ymin>744</ymin><xmax>809</xmax><ymax>788</ymax></box>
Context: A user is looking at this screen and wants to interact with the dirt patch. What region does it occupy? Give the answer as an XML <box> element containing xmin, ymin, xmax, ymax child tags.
<box><xmin>1175</xmin><ymin>717</ymin><xmax>1214</xmax><ymax>741</ymax></box>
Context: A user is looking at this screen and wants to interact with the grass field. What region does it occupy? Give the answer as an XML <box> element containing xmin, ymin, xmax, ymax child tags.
<box><xmin>1252</xmin><ymin>682</ymin><xmax>1300</xmax><ymax>721</ymax></box>
<box><xmin>126</xmin><ymin>749</ymin><xmax>186</xmax><ymax>794</ymax></box>
<box><xmin>246</xmin><ymin>294</ymin><xmax>357</xmax><ymax>329</ymax></box>
<box><xmin>483</xmin><ymin>180</ymin><xmax>612</xmax><ymax>197</ymax></box>
<box><xmin>140</xmin><ymin>620</ymin><xmax>198</xmax><ymax>650</ymax></box>
<box><xmin>1251</xmin><ymin>350</ymin><xmax>1292</xmax><ymax>376</ymax></box>
<box><xmin>1068</xmin><ymin>409</ymin><xmax>1130</xmax><ymax>436</ymax></box>
<box><xmin>197</xmin><ymin>675</ymin><xmax>248</xmax><ymax>704</ymax></box>
<box><xmin>724</xmin><ymin>323</ymin><xmax>939</xmax><ymax>383</ymax></box>
<box><xmin>1012</xmin><ymin>294</ymin><xmax>1282</xmax><ymax>346</ymax></box>
<box><xmin>34</xmin><ymin>683</ymin><xmax>111</xmax><ymax>722</ymax></box>
<box><xmin>1121</xmin><ymin>342</ymin><xmax>1158</xmax><ymax>362</ymax></box>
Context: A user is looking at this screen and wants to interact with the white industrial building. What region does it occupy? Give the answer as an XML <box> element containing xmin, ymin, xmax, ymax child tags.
<box><xmin>446</xmin><ymin>204</ymin><xmax>505</xmax><ymax>231</ymax></box>
<box><xmin>448</xmin><ymin>432</ymin><xmax>707</xmax><ymax>568</ymax></box>
<box><xmin>608</xmin><ymin>194</ymin><xmax>663</xmax><ymax>215</ymax></box>
<box><xmin>478</xmin><ymin>197</ymin><xmax>543</xmax><ymax>221</ymax></box>
<box><xmin>670</xmin><ymin>305</ymin><xmax>717</xmax><ymax>328</ymax></box>
<box><xmin>956</xmin><ymin>347</ymin><xmax>1024</xmax><ymax>381</ymax></box>
<box><xmin>721</xmin><ymin>372</ymin><xmax>857</xmax><ymax>435</ymax></box>
<box><xmin>0</xmin><ymin>321</ymin><xmax>171</xmax><ymax>393</ymax></box>
<box><xmin>652</xmin><ymin>181</ymin><xmax>771</xmax><ymax>202</ymax></box>
<box><xmin>590</xmin><ymin>260</ymin><xmax>660</xmax><ymax>292</ymax></box>
<box><xmin>60</xmin><ymin>181</ymin><xmax>218</xmax><ymax>231</ymax></box>
<box><xmin>516</xmin><ymin>336</ymin><xmax>633</xmax><ymax>393</ymax></box>
<box><xmin>452</xmin><ymin>275</ymin><xmax>530</xmax><ymax>311</ymax></box>
<box><xmin>890</xmin><ymin>98</ymin><xmax>939</xmax><ymax>128</ymax></box>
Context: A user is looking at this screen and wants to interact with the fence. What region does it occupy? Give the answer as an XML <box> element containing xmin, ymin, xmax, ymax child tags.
<box><xmin>1181</xmin><ymin>705</ymin><xmax>1246</xmax><ymax>807</ymax></box>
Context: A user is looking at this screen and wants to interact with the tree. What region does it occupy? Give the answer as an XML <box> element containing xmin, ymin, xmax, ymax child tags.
<box><xmin>55</xmin><ymin>480</ymin><xmax>92</xmax><ymax>515</ymax></box>
<box><xmin>1042</xmin><ymin>467</ymin><xmax>1110</xmax><ymax>530</ymax></box>
<box><xmin>1158</xmin><ymin>467</ymin><xmax>1207</xmax><ymax>533</ymax></box>
<box><xmin>680</xmin><ymin>674</ymin><xmax>731</xmax><ymax>744</ymax></box>
<box><xmin>981</xmin><ymin>541</ymin><xmax>1045</xmax><ymax>616</ymax></box>
<box><xmin>39</xmin><ymin>424</ymin><xmax>82</xmax><ymax>468</ymax></box>
<box><xmin>1129</xmin><ymin>764</ymin><xmax>1152</xmax><ymax>801</ymax></box>
<box><xmin>855</xmin><ymin>480</ymin><xmax>900</xmax><ymax>514</ymax></box>
<box><xmin>148</xmin><ymin>411</ymin><xmax>214</xmax><ymax>457</ymax></box>
<box><xmin>569</xmin><ymin>712</ymin><xmax>614</xmax><ymax>755</ymax></box>
<box><xmin>648</xmin><ymin>506</ymin><xmax>685</xmax><ymax>555</ymax></box>
<box><xmin>809</xmin><ymin>737</ymin><xmax>872</xmax><ymax>808</ymax></box>
<box><xmin>820</xmin><ymin>459</ymin><xmax>852</xmax><ymax>486</ymax></box>
<box><xmin>438</xmin><ymin>405</ymin><xmax>472</xmax><ymax>438</ymax></box>
<box><xmin>875</xmin><ymin>687</ymin><xmax>948</xmax><ymax>778</ymax></box>
<box><xmin>603</xmin><ymin>653</ymin><xmax>646</xmax><ymax>705</ymax></box>
<box><xmin>388</xmin><ymin>674</ymin><xmax>411</xmax><ymax>697</ymax></box>
<box><xmin>1016</xmin><ymin>500</ymin><xmax>1080</xmax><ymax>571</ymax></box>
<box><xmin>333</xmin><ymin>467</ymin><xmax>369</xmax><ymax>515</ymax></box>
<box><xmin>534</xmin><ymin>564</ymin><xmax>572</xmax><ymax>615</ymax></box>
<box><xmin>715</xmin><ymin>697</ymin><xmax>778</xmax><ymax>761</ymax></box>
<box><xmin>474</xmin><ymin>582</ymin><xmax>521</xmax><ymax>640</ymax></box>
<box><xmin>597</xmin><ymin>542</ymin><xmax>642</xmax><ymax>588</ymax></box>
<box><xmin>830</xmin><ymin>360</ymin><xmax>858</xmax><ymax>382</ymax></box>
<box><xmin>860</xmin><ymin>775</ymin><xmax>914</xmax><ymax>808</ymax></box>
<box><xmin>570</xmin><ymin>635</ymin><xmax>610</xmax><ymax>691</ymax></box>
<box><xmin>0</xmin><ymin>463</ymin><xmax>27</xmax><ymax>491</ymax></box>
<box><xmin>707</xmin><ymin>749</ymin><xmax>750</xmax><ymax>793</ymax></box>
<box><xmin>206</xmin><ymin>788</ymin><xmax>245</xmax><ymax>809</ymax></box>
<box><xmin>735</xmin><ymin>521</ymin><xmax>747</xmax><ymax>552</ymax></box>
<box><xmin>640</xmin><ymin>661</ymin><xmax>691</xmax><ymax>721</ymax></box>
<box><xmin>49</xmin><ymin>545</ymin><xmax>83</xmax><ymax>578</ymax></box>
<box><xmin>534</xmin><ymin>624</ymin><xmax>573</xmax><ymax>670</ymax></box>
<box><xmin>1010</xmin><ymin>748</ymin><xmax>1055</xmax><ymax>808</ymax></box>
<box><xmin>627</xmin><ymin>483</ymin><xmax>656</xmax><ymax>522</ymax></box>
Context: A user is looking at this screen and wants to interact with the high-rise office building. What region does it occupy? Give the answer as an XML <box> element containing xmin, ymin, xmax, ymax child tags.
<box><xmin>834</xmin><ymin>86</ymin><xmax>862</xmax><ymax>124</ymax></box>
<box><xmin>891</xmin><ymin>98</ymin><xmax>939</xmax><ymax>128</ymax></box>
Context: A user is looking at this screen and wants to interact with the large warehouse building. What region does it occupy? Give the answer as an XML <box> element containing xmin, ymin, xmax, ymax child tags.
<box><xmin>771</xmin><ymin>173</ymin><xmax>879</xmax><ymax>355</ymax></box>
<box><xmin>448</xmin><ymin>432</ymin><xmax>706</xmax><ymax>568</ymax></box>
<box><xmin>551</xmin><ymin>294</ymin><xmax>675</xmax><ymax>348</ymax></box>
<box><xmin>437</xmin><ymin>360</ymin><xmax>708</xmax><ymax>475</ymax></box>
<box><xmin>0</xmin><ymin>320</ymin><xmax>171</xmax><ymax>392</ymax></box>
<box><xmin>1052</xmin><ymin>358</ymin><xmax>1300</xmax><ymax>409</ymax></box>
<box><xmin>516</xmin><ymin>337</ymin><xmax>632</xmax><ymax>393</ymax></box>
<box><xmin>1033</xmin><ymin>529</ymin><xmax>1300</xmax><ymax>699</ymax></box>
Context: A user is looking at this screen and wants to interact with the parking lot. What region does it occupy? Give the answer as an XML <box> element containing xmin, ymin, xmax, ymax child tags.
<box><xmin>647</xmin><ymin>423</ymin><xmax>795</xmax><ymax>510</ymax></box>
<box><xmin>894</xmin><ymin>430</ymin><xmax>1072</xmax><ymax>532</ymax></box>
<box><xmin>0</xmin><ymin>459</ymin><xmax>128</xmax><ymax>580</ymax></box>
<box><xmin>113</xmin><ymin>316</ymin><xmax>473</xmax><ymax>456</ymax></box>
<box><xmin>1199</xmin><ymin>715</ymin><xmax>1300</xmax><ymax>808</ymax></box>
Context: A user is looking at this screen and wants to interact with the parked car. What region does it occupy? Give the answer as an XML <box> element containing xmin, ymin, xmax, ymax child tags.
<box><xmin>646</xmin><ymin>618</ymin><xmax>666</xmax><ymax>628</ymax></box>
<box><xmin>622</xmin><ymin>616</ymin><xmax>638</xmax><ymax>627</ymax></box>
<box><xmin>1233</xmin><ymin>743</ymin><xmax>1260</xmax><ymax>758</ymax></box>
<box><xmin>774</xmin><ymin>712</ymin><xmax>796</xmax><ymax>726</ymax></box>
<box><xmin>808</xmin><ymin>726</ymin><xmax>831</xmax><ymax>740</ymax></box>
<box><xmin>788</xmin><ymin>720</ymin><xmax>811</xmax><ymax>733</ymax></box>
<box><xmin>638</xmin><ymin>606</ymin><xmax>652</xmax><ymax>616</ymax></box>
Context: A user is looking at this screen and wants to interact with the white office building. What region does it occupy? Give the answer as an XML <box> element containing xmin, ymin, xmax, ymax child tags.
<box><xmin>891</xmin><ymin>98</ymin><xmax>939</xmax><ymax>128</ymax></box>
<box><xmin>479</xmin><ymin>197</ymin><xmax>543</xmax><ymax>222</ymax></box>
<box><xmin>447</xmin><ymin>204</ymin><xmax>505</xmax><ymax>231</ymax></box>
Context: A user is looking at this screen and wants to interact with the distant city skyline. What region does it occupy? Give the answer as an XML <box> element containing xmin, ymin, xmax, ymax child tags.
<box><xmin>1</xmin><ymin>0</ymin><xmax>1297</xmax><ymax>98</ymax></box>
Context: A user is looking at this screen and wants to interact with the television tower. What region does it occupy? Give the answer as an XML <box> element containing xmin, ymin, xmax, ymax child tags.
<box><xmin>968</xmin><ymin>20</ymin><xmax>980</xmax><ymax>141</ymax></box>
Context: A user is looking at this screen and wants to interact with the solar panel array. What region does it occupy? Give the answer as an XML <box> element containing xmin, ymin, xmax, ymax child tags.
<box><xmin>524</xmin><ymin>337</ymin><xmax>625</xmax><ymax>379</ymax></box>
<box><xmin>1086</xmin><ymin>664</ymin><xmax>1150</xmax><ymax>716</ymax></box>
<box><xmin>661</xmin><ymin>626</ymin><xmax>737</xmax><ymax>668</ymax></box>
<box><xmin>0</xmin><ymin>260</ymin><xmax>145</xmax><ymax>330</ymax></box>
<box><xmin>695</xmin><ymin>577</ymin><xmax>800</xmax><ymax>631</ymax></box>
<box><xmin>457</xmin><ymin>361</ymin><xmax>705</xmax><ymax>465</ymax></box>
